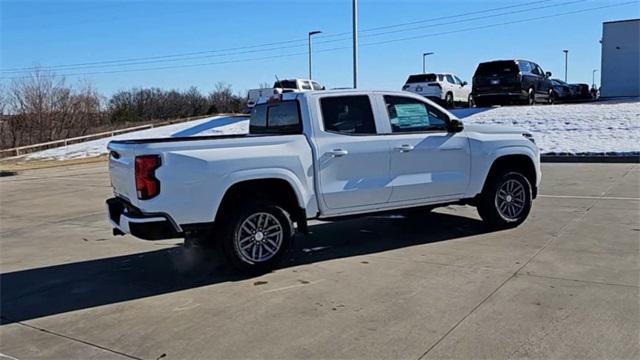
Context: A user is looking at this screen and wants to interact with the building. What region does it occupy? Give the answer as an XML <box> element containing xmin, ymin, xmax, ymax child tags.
<box><xmin>600</xmin><ymin>19</ymin><xmax>640</xmax><ymax>98</ymax></box>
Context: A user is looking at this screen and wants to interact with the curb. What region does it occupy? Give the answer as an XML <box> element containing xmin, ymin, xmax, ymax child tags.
<box><xmin>541</xmin><ymin>155</ymin><xmax>640</xmax><ymax>163</ymax></box>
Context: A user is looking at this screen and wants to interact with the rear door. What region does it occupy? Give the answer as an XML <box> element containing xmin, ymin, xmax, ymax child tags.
<box><xmin>312</xmin><ymin>94</ymin><xmax>392</xmax><ymax>210</ymax></box>
<box><xmin>381</xmin><ymin>95</ymin><xmax>470</xmax><ymax>203</ymax></box>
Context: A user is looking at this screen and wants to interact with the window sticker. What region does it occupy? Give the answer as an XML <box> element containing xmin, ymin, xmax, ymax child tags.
<box><xmin>392</xmin><ymin>103</ymin><xmax>429</xmax><ymax>128</ymax></box>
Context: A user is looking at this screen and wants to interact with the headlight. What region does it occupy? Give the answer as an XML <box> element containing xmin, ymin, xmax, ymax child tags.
<box><xmin>522</xmin><ymin>133</ymin><xmax>535</xmax><ymax>144</ymax></box>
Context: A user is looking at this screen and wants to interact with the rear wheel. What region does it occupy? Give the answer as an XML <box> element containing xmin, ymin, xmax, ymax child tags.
<box><xmin>445</xmin><ymin>92</ymin><xmax>454</xmax><ymax>108</ymax></box>
<box><xmin>220</xmin><ymin>201</ymin><xmax>294</xmax><ymax>274</ymax></box>
<box><xmin>477</xmin><ymin>171</ymin><xmax>532</xmax><ymax>228</ymax></box>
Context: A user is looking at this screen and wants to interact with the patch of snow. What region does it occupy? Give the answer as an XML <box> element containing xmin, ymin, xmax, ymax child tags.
<box><xmin>25</xmin><ymin>115</ymin><xmax>249</xmax><ymax>160</ymax></box>
<box><xmin>451</xmin><ymin>100</ymin><xmax>640</xmax><ymax>155</ymax></box>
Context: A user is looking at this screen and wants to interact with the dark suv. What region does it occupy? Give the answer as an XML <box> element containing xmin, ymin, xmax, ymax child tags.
<box><xmin>472</xmin><ymin>60</ymin><xmax>553</xmax><ymax>106</ymax></box>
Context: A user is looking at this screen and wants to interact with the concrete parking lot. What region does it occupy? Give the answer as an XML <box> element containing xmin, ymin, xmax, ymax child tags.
<box><xmin>0</xmin><ymin>162</ymin><xmax>638</xmax><ymax>359</ymax></box>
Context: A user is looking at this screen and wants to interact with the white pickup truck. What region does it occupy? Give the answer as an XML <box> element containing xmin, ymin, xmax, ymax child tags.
<box><xmin>246</xmin><ymin>79</ymin><xmax>324</xmax><ymax>109</ymax></box>
<box><xmin>107</xmin><ymin>90</ymin><xmax>541</xmax><ymax>272</ymax></box>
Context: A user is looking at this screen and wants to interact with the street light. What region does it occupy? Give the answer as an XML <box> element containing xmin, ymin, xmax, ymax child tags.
<box><xmin>422</xmin><ymin>52</ymin><xmax>434</xmax><ymax>73</ymax></box>
<box><xmin>308</xmin><ymin>30</ymin><xmax>322</xmax><ymax>80</ymax></box>
<box><xmin>352</xmin><ymin>0</ymin><xmax>358</xmax><ymax>88</ymax></box>
<box><xmin>563</xmin><ymin>49</ymin><xmax>569</xmax><ymax>82</ymax></box>
<box><xmin>592</xmin><ymin>69</ymin><xmax>599</xmax><ymax>88</ymax></box>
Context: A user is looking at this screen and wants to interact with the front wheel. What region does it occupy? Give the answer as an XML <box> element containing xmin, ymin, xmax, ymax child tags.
<box><xmin>467</xmin><ymin>94</ymin><xmax>475</xmax><ymax>108</ymax></box>
<box><xmin>527</xmin><ymin>88</ymin><xmax>536</xmax><ymax>105</ymax></box>
<box><xmin>477</xmin><ymin>171</ymin><xmax>532</xmax><ymax>228</ymax></box>
<box><xmin>220</xmin><ymin>202</ymin><xmax>294</xmax><ymax>274</ymax></box>
<box><xmin>548</xmin><ymin>91</ymin><xmax>556</xmax><ymax>105</ymax></box>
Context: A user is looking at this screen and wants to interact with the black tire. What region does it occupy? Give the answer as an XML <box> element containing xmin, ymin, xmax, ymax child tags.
<box><xmin>445</xmin><ymin>92</ymin><xmax>454</xmax><ymax>108</ymax></box>
<box><xmin>220</xmin><ymin>201</ymin><xmax>294</xmax><ymax>274</ymax></box>
<box><xmin>527</xmin><ymin>88</ymin><xmax>536</xmax><ymax>105</ymax></box>
<box><xmin>467</xmin><ymin>94</ymin><xmax>475</xmax><ymax>108</ymax></box>
<box><xmin>477</xmin><ymin>171</ymin><xmax>532</xmax><ymax>229</ymax></box>
<box><xmin>548</xmin><ymin>91</ymin><xmax>556</xmax><ymax>105</ymax></box>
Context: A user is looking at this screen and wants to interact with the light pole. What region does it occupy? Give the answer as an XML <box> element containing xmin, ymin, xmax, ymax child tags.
<box><xmin>592</xmin><ymin>69</ymin><xmax>599</xmax><ymax>88</ymax></box>
<box><xmin>422</xmin><ymin>52</ymin><xmax>434</xmax><ymax>73</ymax></box>
<box><xmin>352</xmin><ymin>0</ymin><xmax>358</xmax><ymax>88</ymax></box>
<box><xmin>308</xmin><ymin>30</ymin><xmax>322</xmax><ymax>80</ymax></box>
<box><xmin>563</xmin><ymin>49</ymin><xmax>569</xmax><ymax>82</ymax></box>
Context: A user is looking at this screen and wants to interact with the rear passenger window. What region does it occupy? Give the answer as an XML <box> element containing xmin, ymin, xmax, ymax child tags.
<box><xmin>384</xmin><ymin>95</ymin><xmax>449</xmax><ymax>133</ymax></box>
<box><xmin>250</xmin><ymin>101</ymin><xmax>302</xmax><ymax>134</ymax></box>
<box><xmin>320</xmin><ymin>95</ymin><xmax>377</xmax><ymax>135</ymax></box>
<box><xmin>446</xmin><ymin>75</ymin><xmax>455</xmax><ymax>84</ymax></box>
<box><xmin>300</xmin><ymin>81</ymin><xmax>312</xmax><ymax>90</ymax></box>
<box><xmin>518</xmin><ymin>61</ymin><xmax>532</xmax><ymax>73</ymax></box>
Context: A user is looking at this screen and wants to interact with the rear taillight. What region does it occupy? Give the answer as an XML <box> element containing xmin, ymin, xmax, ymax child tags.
<box><xmin>135</xmin><ymin>155</ymin><xmax>161</xmax><ymax>200</ymax></box>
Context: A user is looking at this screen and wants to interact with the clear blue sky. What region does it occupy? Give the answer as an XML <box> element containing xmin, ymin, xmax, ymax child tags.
<box><xmin>1</xmin><ymin>0</ymin><xmax>638</xmax><ymax>96</ymax></box>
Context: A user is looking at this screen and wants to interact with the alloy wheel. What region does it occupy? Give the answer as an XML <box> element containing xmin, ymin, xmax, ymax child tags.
<box><xmin>234</xmin><ymin>212</ymin><xmax>283</xmax><ymax>263</ymax></box>
<box><xmin>495</xmin><ymin>179</ymin><xmax>526</xmax><ymax>220</ymax></box>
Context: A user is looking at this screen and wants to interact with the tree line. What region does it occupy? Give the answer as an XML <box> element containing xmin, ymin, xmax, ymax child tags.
<box><xmin>0</xmin><ymin>70</ymin><xmax>247</xmax><ymax>149</ymax></box>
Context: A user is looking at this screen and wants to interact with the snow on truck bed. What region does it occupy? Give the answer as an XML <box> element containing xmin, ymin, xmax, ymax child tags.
<box><xmin>23</xmin><ymin>99</ymin><xmax>640</xmax><ymax>161</ymax></box>
<box><xmin>24</xmin><ymin>115</ymin><xmax>250</xmax><ymax>160</ymax></box>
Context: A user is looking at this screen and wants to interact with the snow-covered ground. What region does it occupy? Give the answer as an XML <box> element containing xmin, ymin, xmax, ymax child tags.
<box><xmin>451</xmin><ymin>100</ymin><xmax>640</xmax><ymax>155</ymax></box>
<box><xmin>19</xmin><ymin>99</ymin><xmax>640</xmax><ymax>161</ymax></box>
<box><xmin>24</xmin><ymin>115</ymin><xmax>249</xmax><ymax>160</ymax></box>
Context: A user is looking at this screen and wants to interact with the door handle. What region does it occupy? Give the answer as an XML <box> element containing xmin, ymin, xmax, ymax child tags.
<box><xmin>394</xmin><ymin>144</ymin><xmax>415</xmax><ymax>152</ymax></box>
<box><xmin>328</xmin><ymin>149</ymin><xmax>349</xmax><ymax>157</ymax></box>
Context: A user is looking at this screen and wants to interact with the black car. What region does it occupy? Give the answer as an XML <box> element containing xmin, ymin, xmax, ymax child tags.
<box><xmin>569</xmin><ymin>83</ymin><xmax>592</xmax><ymax>100</ymax></box>
<box><xmin>551</xmin><ymin>79</ymin><xmax>593</xmax><ymax>102</ymax></box>
<box><xmin>472</xmin><ymin>59</ymin><xmax>553</xmax><ymax>106</ymax></box>
<box><xmin>550</xmin><ymin>79</ymin><xmax>573</xmax><ymax>102</ymax></box>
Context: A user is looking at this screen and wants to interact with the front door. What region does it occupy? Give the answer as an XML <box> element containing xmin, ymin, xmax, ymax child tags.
<box><xmin>382</xmin><ymin>95</ymin><xmax>471</xmax><ymax>203</ymax></box>
<box><xmin>313</xmin><ymin>94</ymin><xmax>392</xmax><ymax>210</ymax></box>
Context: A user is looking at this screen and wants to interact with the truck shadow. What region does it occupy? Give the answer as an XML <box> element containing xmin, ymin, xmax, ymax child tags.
<box><xmin>1</xmin><ymin>210</ymin><xmax>492</xmax><ymax>325</ymax></box>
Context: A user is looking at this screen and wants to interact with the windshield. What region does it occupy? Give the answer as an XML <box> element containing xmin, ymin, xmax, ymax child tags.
<box><xmin>405</xmin><ymin>74</ymin><xmax>438</xmax><ymax>83</ymax></box>
<box><xmin>475</xmin><ymin>61</ymin><xmax>518</xmax><ymax>76</ymax></box>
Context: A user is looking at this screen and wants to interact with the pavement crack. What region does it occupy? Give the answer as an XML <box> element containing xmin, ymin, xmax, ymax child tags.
<box><xmin>417</xmin><ymin>192</ymin><xmax>603</xmax><ymax>359</ymax></box>
<box><xmin>518</xmin><ymin>273</ymin><xmax>639</xmax><ymax>289</ymax></box>
<box><xmin>0</xmin><ymin>317</ymin><xmax>143</xmax><ymax>360</ymax></box>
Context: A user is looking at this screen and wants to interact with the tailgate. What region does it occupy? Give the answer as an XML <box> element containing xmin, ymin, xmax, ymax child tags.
<box><xmin>107</xmin><ymin>141</ymin><xmax>137</xmax><ymax>202</ymax></box>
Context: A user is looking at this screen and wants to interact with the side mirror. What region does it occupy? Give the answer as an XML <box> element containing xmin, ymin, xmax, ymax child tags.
<box><xmin>449</xmin><ymin>118</ymin><xmax>464</xmax><ymax>133</ymax></box>
<box><xmin>461</xmin><ymin>81</ymin><xmax>468</xmax><ymax>86</ymax></box>
<box><xmin>321</xmin><ymin>86</ymin><xmax>326</xmax><ymax>90</ymax></box>
<box><xmin>545</xmin><ymin>71</ymin><xmax>552</xmax><ymax>77</ymax></box>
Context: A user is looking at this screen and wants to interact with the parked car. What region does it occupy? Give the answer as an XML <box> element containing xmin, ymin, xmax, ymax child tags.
<box><xmin>402</xmin><ymin>73</ymin><xmax>472</xmax><ymax>108</ymax></box>
<box><xmin>550</xmin><ymin>79</ymin><xmax>573</xmax><ymax>102</ymax></box>
<box><xmin>472</xmin><ymin>60</ymin><xmax>554</xmax><ymax>106</ymax></box>
<box><xmin>247</xmin><ymin>79</ymin><xmax>324</xmax><ymax>109</ymax></box>
<box><xmin>551</xmin><ymin>79</ymin><xmax>594</xmax><ymax>102</ymax></box>
<box><xmin>106</xmin><ymin>90</ymin><xmax>541</xmax><ymax>273</ymax></box>
<box><xmin>569</xmin><ymin>83</ymin><xmax>592</xmax><ymax>100</ymax></box>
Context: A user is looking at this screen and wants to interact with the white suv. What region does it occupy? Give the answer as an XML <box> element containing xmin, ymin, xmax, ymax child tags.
<box><xmin>402</xmin><ymin>73</ymin><xmax>472</xmax><ymax>108</ymax></box>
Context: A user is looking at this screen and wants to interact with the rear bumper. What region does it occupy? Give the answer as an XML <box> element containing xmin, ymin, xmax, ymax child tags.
<box><xmin>106</xmin><ymin>197</ymin><xmax>182</xmax><ymax>240</ymax></box>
